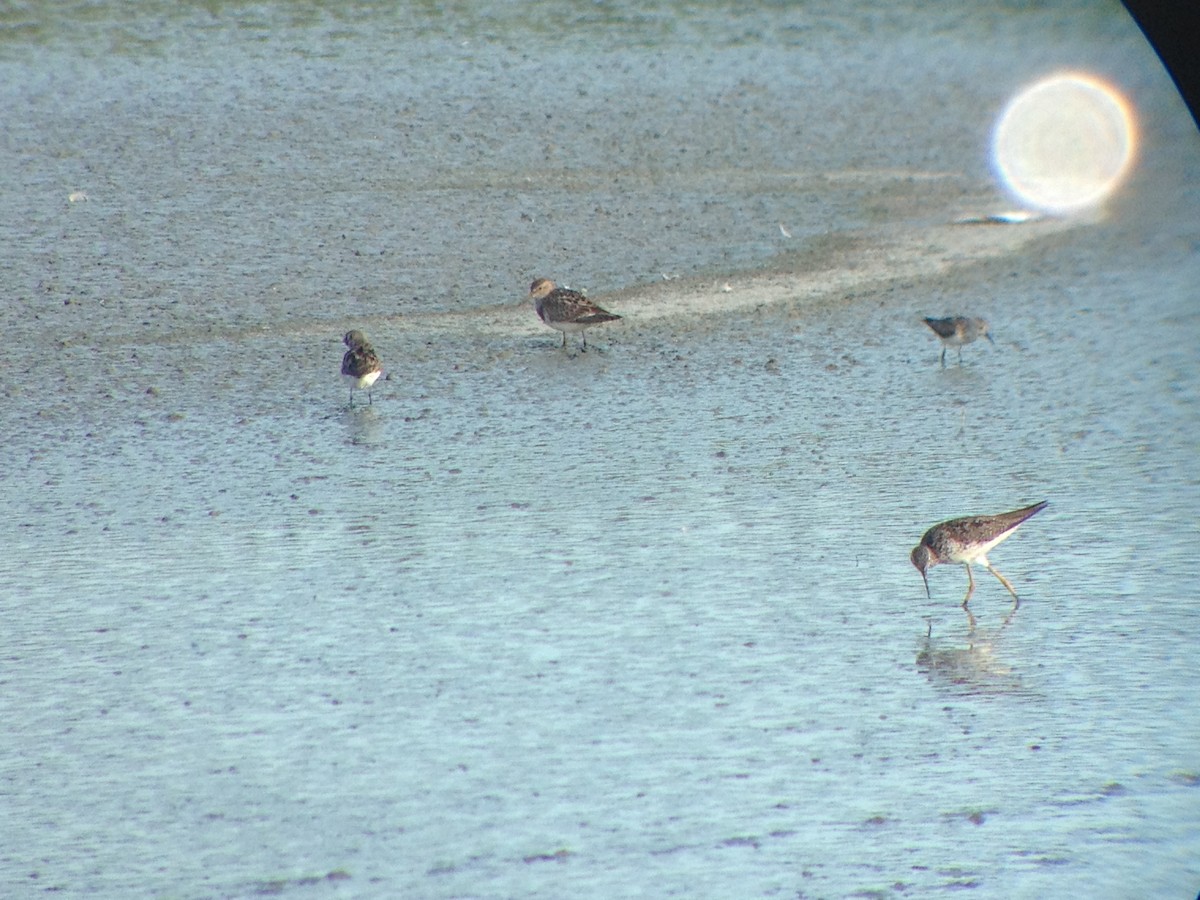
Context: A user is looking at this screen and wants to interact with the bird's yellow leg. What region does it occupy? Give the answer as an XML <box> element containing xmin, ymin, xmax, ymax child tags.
<box><xmin>985</xmin><ymin>564</ymin><xmax>1021</xmax><ymax>608</ymax></box>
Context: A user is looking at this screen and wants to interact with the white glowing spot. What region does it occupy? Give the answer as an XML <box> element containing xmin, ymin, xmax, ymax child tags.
<box><xmin>992</xmin><ymin>72</ymin><xmax>1137</xmax><ymax>214</ymax></box>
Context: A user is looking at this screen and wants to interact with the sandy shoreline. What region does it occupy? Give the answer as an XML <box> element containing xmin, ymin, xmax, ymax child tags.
<box><xmin>595</xmin><ymin>213</ymin><xmax>1080</xmax><ymax>320</ymax></box>
<box><xmin>401</xmin><ymin>205</ymin><xmax>1085</xmax><ymax>346</ymax></box>
<box><xmin>51</xmin><ymin>197</ymin><xmax>1080</xmax><ymax>352</ymax></box>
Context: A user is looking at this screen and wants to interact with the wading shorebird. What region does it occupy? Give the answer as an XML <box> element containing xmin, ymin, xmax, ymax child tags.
<box><xmin>341</xmin><ymin>330</ymin><xmax>383</xmax><ymax>407</ymax></box>
<box><xmin>528</xmin><ymin>278</ymin><xmax>621</xmax><ymax>351</ymax></box>
<box><xmin>923</xmin><ymin>316</ymin><xmax>994</xmax><ymax>367</ymax></box>
<box><xmin>911</xmin><ymin>501</ymin><xmax>1048</xmax><ymax>609</ymax></box>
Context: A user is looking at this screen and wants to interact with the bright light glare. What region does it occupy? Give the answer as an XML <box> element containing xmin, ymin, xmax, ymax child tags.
<box><xmin>992</xmin><ymin>72</ymin><xmax>1137</xmax><ymax>214</ymax></box>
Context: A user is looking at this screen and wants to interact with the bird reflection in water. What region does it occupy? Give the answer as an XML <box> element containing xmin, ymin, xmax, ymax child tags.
<box><xmin>916</xmin><ymin>606</ymin><xmax>1026</xmax><ymax>696</ymax></box>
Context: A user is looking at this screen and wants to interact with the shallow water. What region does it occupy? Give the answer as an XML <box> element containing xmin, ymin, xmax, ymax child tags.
<box><xmin>2</xmin><ymin>2</ymin><xmax>1198</xmax><ymax>898</ymax></box>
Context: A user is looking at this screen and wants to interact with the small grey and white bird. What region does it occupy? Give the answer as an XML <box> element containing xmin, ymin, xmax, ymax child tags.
<box><xmin>528</xmin><ymin>278</ymin><xmax>621</xmax><ymax>350</ymax></box>
<box><xmin>923</xmin><ymin>316</ymin><xmax>994</xmax><ymax>367</ymax></box>
<box><xmin>341</xmin><ymin>330</ymin><xmax>383</xmax><ymax>407</ymax></box>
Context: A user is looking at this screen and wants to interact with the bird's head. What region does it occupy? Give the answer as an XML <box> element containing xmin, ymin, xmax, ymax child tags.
<box><xmin>528</xmin><ymin>278</ymin><xmax>556</xmax><ymax>302</ymax></box>
<box><xmin>910</xmin><ymin>544</ymin><xmax>934</xmax><ymax>598</ymax></box>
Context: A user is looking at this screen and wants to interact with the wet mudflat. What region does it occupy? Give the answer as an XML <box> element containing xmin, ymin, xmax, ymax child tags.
<box><xmin>1</xmin><ymin>2</ymin><xmax>1198</xmax><ymax>897</ymax></box>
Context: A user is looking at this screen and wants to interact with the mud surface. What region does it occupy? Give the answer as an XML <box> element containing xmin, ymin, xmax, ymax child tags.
<box><xmin>2</xmin><ymin>2</ymin><xmax>1198</xmax><ymax>897</ymax></box>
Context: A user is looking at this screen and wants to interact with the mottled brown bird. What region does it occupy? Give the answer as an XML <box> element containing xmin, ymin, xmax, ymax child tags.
<box><xmin>911</xmin><ymin>501</ymin><xmax>1048</xmax><ymax>608</ymax></box>
<box><xmin>528</xmin><ymin>278</ymin><xmax>621</xmax><ymax>350</ymax></box>
<box><xmin>341</xmin><ymin>330</ymin><xmax>383</xmax><ymax>407</ymax></box>
<box><xmin>923</xmin><ymin>316</ymin><xmax>994</xmax><ymax>367</ymax></box>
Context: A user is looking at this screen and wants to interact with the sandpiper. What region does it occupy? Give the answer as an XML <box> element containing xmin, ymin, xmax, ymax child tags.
<box><xmin>528</xmin><ymin>278</ymin><xmax>621</xmax><ymax>350</ymax></box>
<box><xmin>923</xmin><ymin>316</ymin><xmax>994</xmax><ymax>367</ymax></box>
<box><xmin>911</xmin><ymin>501</ymin><xmax>1048</xmax><ymax>609</ymax></box>
<box><xmin>341</xmin><ymin>330</ymin><xmax>383</xmax><ymax>407</ymax></box>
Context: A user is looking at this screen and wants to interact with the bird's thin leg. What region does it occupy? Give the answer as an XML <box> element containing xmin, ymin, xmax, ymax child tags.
<box><xmin>367</xmin><ymin>389</ymin><xmax>373</xmax><ymax>406</ymax></box>
<box><xmin>349</xmin><ymin>389</ymin><xmax>355</xmax><ymax>409</ymax></box>
<box><xmin>940</xmin><ymin>347</ymin><xmax>947</xmax><ymax>368</ymax></box>
<box><xmin>961</xmin><ymin>564</ymin><xmax>976</xmax><ymax>607</ymax></box>
<box><xmin>963</xmin><ymin>605</ymin><xmax>977</xmax><ymax>633</ymax></box>
<box><xmin>560</xmin><ymin>333</ymin><xmax>567</xmax><ymax>350</ymax></box>
<box><xmin>957</xmin><ymin>346</ymin><xmax>964</xmax><ymax>366</ymax></box>
<box><xmin>985</xmin><ymin>563</ymin><xmax>1021</xmax><ymax>608</ymax></box>
<box><xmin>581</xmin><ymin>333</ymin><xmax>588</xmax><ymax>352</ymax></box>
